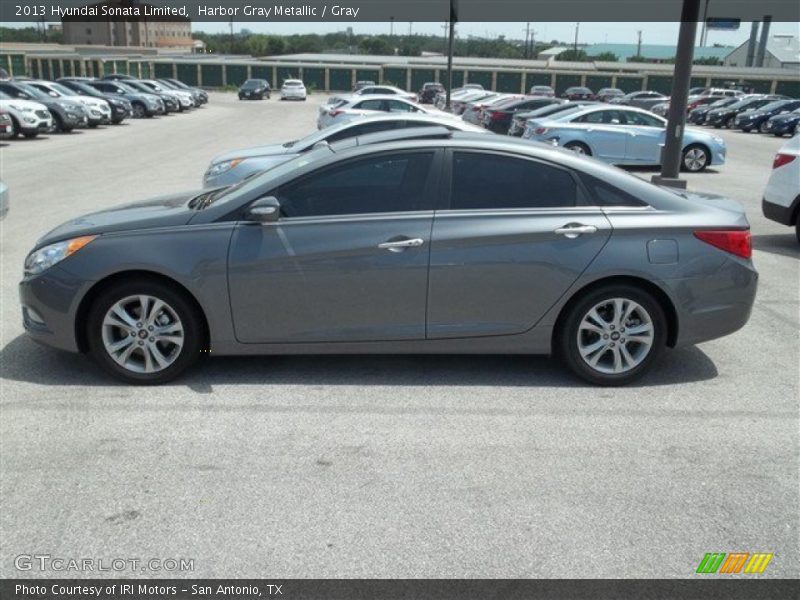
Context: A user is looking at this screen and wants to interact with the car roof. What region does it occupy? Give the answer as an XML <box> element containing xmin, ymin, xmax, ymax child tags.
<box><xmin>348</xmin><ymin>94</ymin><xmax>418</xmax><ymax>104</ymax></box>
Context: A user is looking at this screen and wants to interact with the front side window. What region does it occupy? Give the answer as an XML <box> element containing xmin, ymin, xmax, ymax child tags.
<box><xmin>387</xmin><ymin>100</ymin><xmax>418</xmax><ymax>113</ymax></box>
<box><xmin>450</xmin><ymin>152</ymin><xmax>578</xmax><ymax>210</ymax></box>
<box><xmin>575</xmin><ymin>110</ymin><xmax>626</xmax><ymax>124</ymax></box>
<box><xmin>623</xmin><ymin>111</ymin><xmax>664</xmax><ymax>127</ymax></box>
<box><xmin>276</xmin><ymin>152</ymin><xmax>435</xmax><ymax>218</ymax></box>
<box><xmin>355</xmin><ymin>99</ymin><xmax>386</xmax><ymax>111</ymax></box>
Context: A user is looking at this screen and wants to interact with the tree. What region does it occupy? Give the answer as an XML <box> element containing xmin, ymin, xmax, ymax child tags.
<box><xmin>556</xmin><ymin>49</ymin><xmax>589</xmax><ymax>61</ymax></box>
<box><xmin>593</xmin><ymin>51</ymin><xmax>619</xmax><ymax>62</ymax></box>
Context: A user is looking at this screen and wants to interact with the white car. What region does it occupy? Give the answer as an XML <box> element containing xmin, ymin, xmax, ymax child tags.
<box><xmin>316</xmin><ymin>95</ymin><xmax>456</xmax><ymax>129</ymax></box>
<box><xmin>0</xmin><ymin>92</ymin><xmax>53</xmax><ymax>138</ymax></box>
<box><xmin>762</xmin><ymin>134</ymin><xmax>800</xmax><ymax>242</ymax></box>
<box><xmin>27</xmin><ymin>80</ymin><xmax>111</xmax><ymax>124</ymax></box>
<box><xmin>281</xmin><ymin>79</ymin><xmax>307</xmax><ymax>101</ymax></box>
<box><xmin>352</xmin><ymin>85</ymin><xmax>416</xmax><ymax>102</ymax></box>
<box><xmin>140</xmin><ymin>79</ymin><xmax>195</xmax><ymax>110</ymax></box>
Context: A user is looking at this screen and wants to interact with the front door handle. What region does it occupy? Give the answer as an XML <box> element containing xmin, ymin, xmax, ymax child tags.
<box><xmin>554</xmin><ymin>224</ymin><xmax>598</xmax><ymax>239</ymax></box>
<box><xmin>378</xmin><ymin>238</ymin><xmax>424</xmax><ymax>252</ymax></box>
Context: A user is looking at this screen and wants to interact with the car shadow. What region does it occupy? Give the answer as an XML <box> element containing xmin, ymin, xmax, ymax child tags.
<box><xmin>624</xmin><ymin>165</ymin><xmax>721</xmax><ymax>176</ymax></box>
<box><xmin>753</xmin><ymin>233</ymin><xmax>800</xmax><ymax>259</ymax></box>
<box><xmin>0</xmin><ymin>334</ymin><xmax>718</xmax><ymax>390</ymax></box>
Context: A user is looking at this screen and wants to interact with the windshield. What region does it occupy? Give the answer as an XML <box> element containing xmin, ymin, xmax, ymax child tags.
<box><xmin>758</xmin><ymin>100</ymin><xmax>791</xmax><ymax>112</ymax></box>
<box><xmin>195</xmin><ymin>146</ymin><xmax>332</xmax><ymax>209</ymax></box>
<box><xmin>70</xmin><ymin>82</ymin><xmax>103</xmax><ymax>97</ymax></box>
<box><xmin>124</xmin><ymin>81</ymin><xmax>151</xmax><ymax>93</ymax></box>
<box><xmin>727</xmin><ymin>97</ymin><xmax>762</xmax><ymax>110</ymax></box>
<box><xmin>708</xmin><ymin>97</ymin><xmax>738</xmax><ymax>108</ymax></box>
<box><xmin>143</xmin><ymin>81</ymin><xmax>164</xmax><ymax>91</ymax></box>
<box><xmin>48</xmin><ymin>82</ymin><xmax>79</xmax><ymax>96</ymax></box>
<box><xmin>242</xmin><ymin>80</ymin><xmax>265</xmax><ymax>88</ymax></box>
<box><xmin>14</xmin><ymin>83</ymin><xmax>49</xmax><ymax>101</ymax></box>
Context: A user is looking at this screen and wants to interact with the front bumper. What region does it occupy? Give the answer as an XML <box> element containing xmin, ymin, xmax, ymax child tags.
<box><xmin>19</xmin><ymin>267</ymin><xmax>91</xmax><ymax>353</ymax></box>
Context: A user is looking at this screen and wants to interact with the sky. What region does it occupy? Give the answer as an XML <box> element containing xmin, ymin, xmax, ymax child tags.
<box><xmin>197</xmin><ymin>21</ymin><xmax>800</xmax><ymax>47</ymax></box>
<box><xmin>6</xmin><ymin>20</ymin><xmax>799</xmax><ymax>47</ymax></box>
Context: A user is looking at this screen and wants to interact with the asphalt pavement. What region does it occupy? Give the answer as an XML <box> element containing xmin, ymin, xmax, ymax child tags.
<box><xmin>0</xmin><ymin>93</ymin><xmax>797</xmax><ymax>578</ymax></box>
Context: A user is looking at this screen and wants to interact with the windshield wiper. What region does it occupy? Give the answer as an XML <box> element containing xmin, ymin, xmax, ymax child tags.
<box><xmin>282</xmin><ymin>140</ymin><xmax>299</xmax><ymax>148</ymax></box>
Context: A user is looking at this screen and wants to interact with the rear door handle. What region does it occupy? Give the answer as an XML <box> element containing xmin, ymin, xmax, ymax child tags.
<box><xmin>378</xmin><ymin>238</ymin><xmax>424</xmax><ymax>252</ymax></box>
<box><xmin>554</xmin><ymin>224</ymin><xmax>598</xmax><ymax>239</ymax></box>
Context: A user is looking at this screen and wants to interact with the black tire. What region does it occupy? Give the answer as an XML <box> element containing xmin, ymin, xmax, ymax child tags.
<box><xmin>795</xmin><ymin>219</ymin><xmax>800</xmax><ymax>244</ymax></box>
<box><xmin>773</xmin><ymin>132</ymin><xmax>785</xmax><ymax>137</ymax></box>
<box><xmin>557</xmin><ymin>284</ymin><xmax>667</xmax><ymax>386</ymax></box>
<box><xmin>563</xmin><ymin>141</ymin><xmax>592</xmax><ymax>156</ymax></box>
<box><xmin>88</xmin><ymin>122</ymin><xmax>99</xmax><ymax>128</ymax></box>
<box><xmin>8</xmin><ymin>115</ymin><xmax>20</xmax><ymax>139</ymax></box>
<box><xmin>681</xmin><ymin>144</ymin><xmax>710</xmax><ymax>172</ymax></box>
<box><xmin>724</xmin><ymin>116</ymin><xmax>735</xmax><ymax>129</ymax></box>
<box><xmin>23</xmin><ymin>132</ymin><xmax>38</xmax><ymax>138</ymax></box>
<box><xmin>741</xmin><ymin>126</ymin><xmax>751</xmax><ymax>133</ymax></box>
<box><xmin>87</xmin><ymin>278</ymin><xmax>204</xmax><ymax>385</ymax></box>
<box><xmin>759</xmin><ymin>121</ymin><xmax>770</xmax><ymax>134</ymax></box>
<box><xmin>131</xmin><ymin>102</ymin><xmax>146</xmax><ymax>119</ymax></box>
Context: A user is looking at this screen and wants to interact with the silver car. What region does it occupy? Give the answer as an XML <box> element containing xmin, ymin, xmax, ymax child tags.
<box><xmin>204</xmin><ymin>114</ymin><xmax>487</xmax><ymax>188</ymax></box>
<box><xmin>20</xmin><ymin>129</ymin><xmax>757</xmax><ymax>386</ymax></box>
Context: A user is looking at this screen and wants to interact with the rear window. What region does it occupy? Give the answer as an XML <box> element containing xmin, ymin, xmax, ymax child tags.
<box><xmin>579</xmin><ymin>173</ymin><xmax>648</xmax><ymax>207</ymax></box>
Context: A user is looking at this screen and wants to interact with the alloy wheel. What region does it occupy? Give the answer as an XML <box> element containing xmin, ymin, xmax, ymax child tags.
<box><xmin>101</xmin><ymin>294</ymin><xmax>184</xmax><ymax>374</ymax></box>
<box><xmin>577</xmin><ymin>298</ymin><xmax>654</xmax><ymax>375</ymax></box>
<box><xmin>683</xmin><ymin>147</ymin><xmax>708</xmax><ymax>172</ymax></box>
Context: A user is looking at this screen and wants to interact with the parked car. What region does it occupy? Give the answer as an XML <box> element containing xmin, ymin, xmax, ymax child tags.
<box><xmin>685</xmin><ymin>94</ymin><xmax>727</xmax><ymax>113</ymax></box>
<box><xmin>764</xmin><ymin>108</ymin><xmax>800</xmax><ymax>136</ymax></box>
<box><xmin>204</xmin><ymin>113</ymin><xmax>487</xmax><ymax>188</ymax></box>
<box><xmin>0</xmin><ymin>180</ymin><xmax>7</xmax><ymax>220</ymax></box>
<box><xmin>352</xmin><ymin>85</ymin><xmax>417</xmax><ymax>102</ymax></box>
<box><xmin>27</xmin><ymin>80</ymin><xmax>112</xmax><ymax>126</ymax></box>
<box><xmin>595</xmin><ymin>88</ymin><xmax>624</xmax><ymax>102</ymax></box>
<box><xmin>418</xmin><ymin>82</ymin><xmax>445</xmax><ymax>104</ymax></box>
<box><xmin>561</xmin><ymin>87</ymin><xmax>594</xmax><ymax>100</ymax></box>
<box><xmin>280</xmin><ymin>79</ymin><xmax>307</xmax><ymax>101</ymax></box>
<box><xmin>159</xmin><ymin>78</ymin><xmax>209</xmax><ymax>104</ymax></box>
<box><xmin>157</xmin><ymin>78</ymin><xmax>207</xmax><ymax>105</ymax></box>
<box><xmin>734</xmin><ymin>99</ymin><xmax>800</xmax><ymax>133</ymax></box>
<box><xmin>317</xmin><ymin>95</ymin><xmax>452</xmax><ymax>129</ymax></box>
<box><xmin>0</xmin><ymin>108</ymin><xmax>12</xmax><ymax>139</ymax></box>
<box><xmin>529</xmin><ymin>85</ymin><xmax>555</xmax><ymax>97</ymax></box>
<box><xmin>19</xmin><ymin>130</ymin><xmax>756</xmax><ymax>386</ymax></box>
<box><xmin>102</xmin><ymin>74</ymin><xmax>138</xmax><ymax>82</ymax></box>
<box><xmin>688</xmin><ymin>97</ymin><xmax>741</xmax><ymax>125</ymax></box>
<box><xmin>762</xmin><ymin>135</ymin><xmax>800</xmax><ymax>242</ymax></box>
<box><xmin>122</xmin><ymin>79</ymin><xmax>180</xmax><ymax>113</ymax></box>
<box><xmin>82</xmin><ymin>79</ymin><xmax>165</xmax><ymax>118</ymax></box>
<box><xmin>450</xmin><ymin>91</ymin><xmax>503</xmax><ymax>115</ymax></box>
<box><xmin>353</xmin><ymin>80</ymin><xmax>376</xmax><ymax>91</ymax></box>
<box><xmin>435</xmin><ymin>85</ymin><xmax>485</xmax><ymax>109</ymax></box>
<box><xmin>0</xmin><ymin>81</ymin><xmax>86</xmax><ymax>132</ymax></box>
<box><xmin>140</xmin><ymin>79</ymin><xmax>194</xmax><ymax>110</ymax></box>
<box><xmin>517</xmin><ymin>101</ymin><xmax>599</xmax><ymax>138</ymax></box>
<box><xmin>705</xmin><ymin>95</ymin><xmax>787</xmax><ymax>129</ymax></box>
<box><xmin>481</xmin><ymin>97</ymin><xmax>563</xmax><ymax>133</ymax></box>
<box><xmin>525</xmin><ymin>105</ymin><xmax>725</xmax><ymax>172</ymax></box>
<box><xmin>610</xmin><ymin>90</ymin><xmax>668</xmax><ymax>110</ymax></box>
<box><xmin>698</xmin><ymin>88</ymin><xmax>745</xmax><ymax>98</ymax></box>
<box><xmin>0</xmin><ymin>91</ymin><xmax>53</xmax><ymax>137</ymax></box>
<box><xmin>460</xmin><ymin>94</ymin><xmax>514</xmax><ymax>125</ymax></box>
<box><xmin>56</xmin><ymin>78</ymin><xmax>132</xmax><ymax>123</ymax></box>
<box><xmin>238</xmin><ymin>79</ymin><xmax>271</xmax><ymax>100</ymax></box>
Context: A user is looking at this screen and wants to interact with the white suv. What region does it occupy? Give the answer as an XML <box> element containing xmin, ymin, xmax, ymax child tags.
<box><xmin>0</xmin><ymin>92</ymin><xmax>53</xmax><ymax>138</ymax></box>
<box><xmin>281</xmin><ymin>80</ymin><xmax>307</xmax><ymax>101</ymax></box>
<box><xmin>762</xmin><ymin>135</ymin><xmax>800</xmax><ymax>242</ymax></box>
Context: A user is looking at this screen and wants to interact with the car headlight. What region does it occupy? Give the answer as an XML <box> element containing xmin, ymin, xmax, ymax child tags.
<box><xmin>712</xmin><ymin>136</ymin><xmax>724</xmax><ymax>144</ymax></box>
<box><xmin>206</xmin><ymin>159</ymin><xmax>243</xmax><ymax>178</ymax></box>
<box><xmin>24</xmin><ymin>236</ymin><xmax>97</xmax><ymax>277</ymax></box>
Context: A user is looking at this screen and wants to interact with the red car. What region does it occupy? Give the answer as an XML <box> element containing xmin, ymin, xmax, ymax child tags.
<box><xmin>0</xmin><ymin>109</ymin><xmax>13</xmax><ymax>139</ymax></box>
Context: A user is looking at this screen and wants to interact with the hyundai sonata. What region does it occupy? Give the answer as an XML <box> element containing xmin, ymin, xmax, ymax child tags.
<box><xmin>20</xmin><ymin>130</ymin><xmax>756</xmax><ymax>386</ymax></box>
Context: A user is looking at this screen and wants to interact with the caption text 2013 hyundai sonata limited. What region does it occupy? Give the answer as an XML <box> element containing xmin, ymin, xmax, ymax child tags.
<box><xmin>19</xmin><ymin>129</ymin><xmax>757</xmax><ymax>386</ymax></box>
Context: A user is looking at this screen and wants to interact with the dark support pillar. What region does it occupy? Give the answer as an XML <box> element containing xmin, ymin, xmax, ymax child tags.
<box><xmin>652</xmin><ymin>0</ymin><xmax>700</xmax><ymax>189</ymax></box>
<box><xmin>445</xmin><ymin>1</ymin><xmax>457</xmax><ymax>110</ymax></box>
<box><xmin>756</xmin><ymin>16</ymin><xmax>772</xmax><ymax>68</ymax></box>
<box><xmin>745</xmin><ymin>21</ymin><xmax>760</xmax><ymax>67</ymax></box>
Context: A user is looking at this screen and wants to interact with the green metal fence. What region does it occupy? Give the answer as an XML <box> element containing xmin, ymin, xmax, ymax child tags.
<box><xmin>410</xmin><ymin>68</ymin><xmax>436</xmax><ymax>92</ymax></box>
<box><xmin>226</xmin><ymin>64</ymin><xmax>248</xmax><ymax>87</ymax></box>
<box><xmin>555</xmin><ymin>73</ymin><xmax>582</xmax><ymax>94</ymax></box>
<box><xmin>616</xmin><ymin>76</ymin><xmax>644</xmax><ymax>93</ymax></box>
<box><xmin>466</xmin><ymin>70</ymin><xmax>492</xmax><ymax>89</ymax></box>
<box><xmin>496</xmin><ymin>71</ymin><xmax>522</xmax><ymax>93</ymax></box>
<box><xmin>382</xmin><ymin>67</ymin><xmax>407</xmax><ymax>88</ymax></box>
<box><xmin>176</xmin><ymin>63</ymin><xmax>198</xmax><ymax>86</ymax></box>
<box><xmin>304</xmin><ymin>67</ymin><xmax>326</xmax><ymax>91</ymax></box>
<box><xmin>585</xmin><ymin>75</ymin><xmax>613</xmax><ymax>91</ymax></box>
<box><xmin>647</xmin><ymin>75</ymin><xmax>674</xmax><ymax>95</ymax></box>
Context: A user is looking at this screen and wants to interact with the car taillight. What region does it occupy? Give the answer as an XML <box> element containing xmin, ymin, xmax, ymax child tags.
<box><xmin>330</xmin><ymin>109</ymin><xmax>344</xmax><ymax>117</ymax></box>
<box><xmin>490</xmin><ymin>111</ymin><xmax>505</xmax><ymax>120</ymax></box>
<box><xmin>773</xmin><ymin>153</ymin><xmax>796</xmax><ymax>169</ymax></box>
<box><xmin>533</xmin><ymin>127</ymin><xmax>548</xmax><ymax>135</ymax></box>
<box><xmin>694</xmin><ymin>230</ymin><xmax>752</xmax><ymax>259</ymax></box>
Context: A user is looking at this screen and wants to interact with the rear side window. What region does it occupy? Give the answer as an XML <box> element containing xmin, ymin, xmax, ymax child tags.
<box><xmin>579</xmin><ymin>173</ymin><xmax>648</xmax><ymax>207</ymax></box>
<box><xmin>450</xmin><ymin>152</ymin><xmax>578</xmax><ymax>210</ymax></box>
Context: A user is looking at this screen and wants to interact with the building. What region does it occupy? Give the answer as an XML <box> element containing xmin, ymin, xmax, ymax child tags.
<box><xmin>581</xmin><ymin>43</ymin><xmax>731</xmax><ymax>64</ymax></box>
<box><xmin>724</xmin><ymin>34</ymin><xmax>800</xmax><ymax>69</ymax></box>
<box><xmin>61</xmin><ymin>0</ymin><xmax>192</xmax><ymax>49</ymax></box>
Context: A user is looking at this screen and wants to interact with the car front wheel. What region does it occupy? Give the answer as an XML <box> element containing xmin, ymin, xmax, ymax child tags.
<box><xmin>682</xmin><ymin>144</ymin><xmax>709</xmax><ymax>172</ymax></box>
<box><xmin>557</xmin><ymin>285</ymin><xmax>666</xmax><ymax>386</ymax></box>
<box><xmin>87</xmin><ymin>279</ymin><xmax>204</xmax><ymax>384</ymax></box>
<box><xmin>563</xmin><ymin>141</ymin><xmax>592</xmax><ymax>156</ymax></box>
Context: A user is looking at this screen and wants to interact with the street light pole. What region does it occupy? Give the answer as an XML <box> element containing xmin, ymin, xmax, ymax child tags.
<box><xmin>653</xmin><ymin>0</ymin><xmax>701</xmax><ymax>188</ymax></box>
<box><xmin>445</xmin><ymin>2</ymin><xmax>456</xmax><ymax>110</ymax></box>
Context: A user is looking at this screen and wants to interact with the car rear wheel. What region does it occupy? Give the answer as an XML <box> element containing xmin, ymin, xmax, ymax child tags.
<box><xmin>795</xmin><ymin>219</ymin><xmax>800</xmax><ymax>244</ymax></box>
<box><xmin>759</xmin><ymin>121</ymin><xmax>770</xmax><ymax>134</ymax></box>
<box><xmin>724</xmin><ymin>116</ymin><xmax>735</xmax><ymax>128</ymax></box>
<box><xmin>131</xmin><ymin>103</ymin><xmax>146</xmax><ymax>118</ymax></box>
<box><xmin>564</xmin><ymin>141</ymin><xmax>592</xmax><ymax>156</ymax></box>
<box><xmin>557</xmin><ymin>285</ymin><xmax>666</xmax><ymax>386</ymax></box>
<box><xmin>682</xmin><ymin>144</ymin><xmax>709</xmax><ymax>172</ymax></box>
<box><xmin>87</xmin><ymin>279</ymin><xmax>203</xmax><ymax>384</ymax></box>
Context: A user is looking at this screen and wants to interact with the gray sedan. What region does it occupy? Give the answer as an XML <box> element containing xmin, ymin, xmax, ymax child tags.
<box><xmin>20</xmin><ymin>130</ymin><xmax>757</xmax><ymax>386</ymax></box>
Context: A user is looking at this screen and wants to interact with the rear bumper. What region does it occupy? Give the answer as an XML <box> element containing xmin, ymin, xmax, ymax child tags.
<box><xmin>762</xmin><ymin>196</ymin><xmax>797</xmax><ymax>226</ymax></box>
<box><xmin>672</xmin><ymin>258</ymin><xmax>758</xmax><ymax>347</ymax></box>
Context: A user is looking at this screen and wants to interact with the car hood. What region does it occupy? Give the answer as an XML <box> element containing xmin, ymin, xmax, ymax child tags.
<box><xmin>0</xmin><ymin>98</ymin><xmax>48</xmax><ymax>111</ymax></box>
<box><xmin>210</xmin><ymin>142</ymin><xmax>290</xmax><ymax>165</ymax></box>
<box><xmin>36</xmin><ymin>191</ymin><xmax>200</xmax><ymax>248</ymax></box>
<box><xmin>769</xmin><ymin>112</ymin><xmax>800</xmax><ymax>122</ymax></box>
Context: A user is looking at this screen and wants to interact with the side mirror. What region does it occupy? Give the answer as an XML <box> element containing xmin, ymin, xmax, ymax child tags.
<box><xmin>246</xmin><ymin>196</ymin><xmax>280</xmax><ymax>223</ymax></box>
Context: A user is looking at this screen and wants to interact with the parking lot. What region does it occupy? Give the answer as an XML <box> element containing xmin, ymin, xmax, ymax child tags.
<box><xmin>0</xmin><ymin>92</ymin><xmax>797</xmax><ymax>578</ymax></box>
